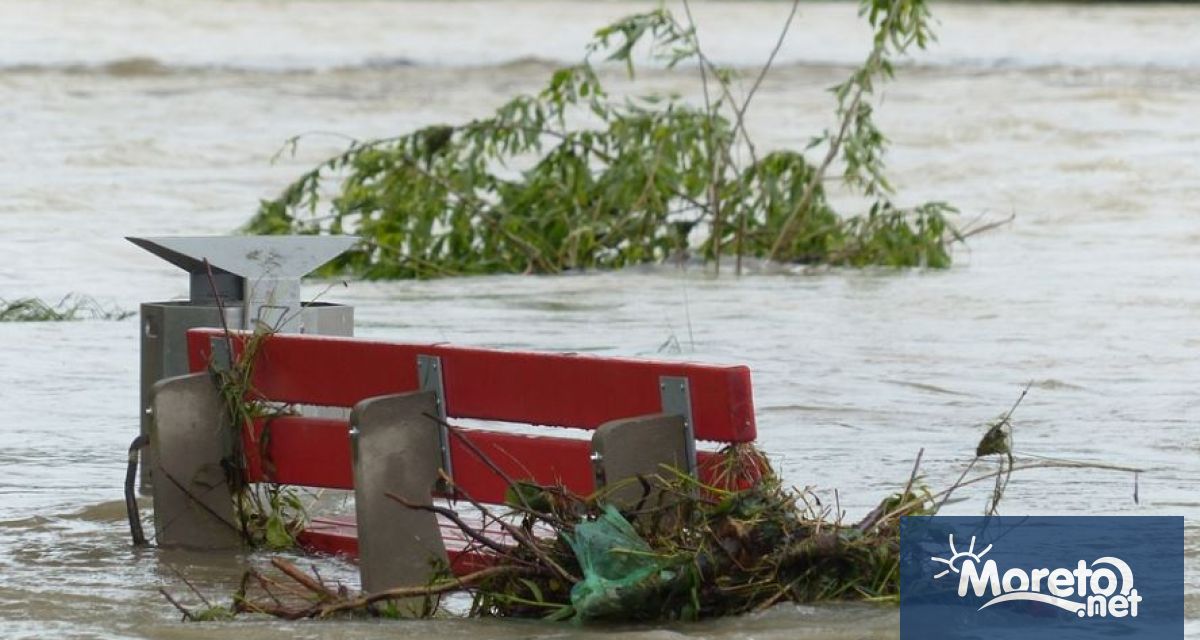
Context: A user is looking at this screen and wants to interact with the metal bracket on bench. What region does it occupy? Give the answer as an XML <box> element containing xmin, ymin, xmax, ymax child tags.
<box><xmin>416</xmin><ymin>354</ymin><xmax>454</xmax><ymax>485</ymax></box>
<box><xmin>659</xmin><ymin>376</ymin><xmax>697</xmax><ymax>476</ymax></box>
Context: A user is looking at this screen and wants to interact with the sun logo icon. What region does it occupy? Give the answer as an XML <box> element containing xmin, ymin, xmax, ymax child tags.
<box><xmin>930</xmin><ymin>534</ymin><xmax>992</xmax><ymax>580</ymax></box>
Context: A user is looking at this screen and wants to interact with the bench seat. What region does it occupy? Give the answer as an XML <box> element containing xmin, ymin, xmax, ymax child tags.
<box><xmin>301</xmin><ymin>514</ymin><xmax>519</xmax><ymax>574</ymax></box>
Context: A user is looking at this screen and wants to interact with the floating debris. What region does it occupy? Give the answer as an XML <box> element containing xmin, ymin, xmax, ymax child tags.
<box><xmin>0</xmin><ymin>294</ymin><xmax>132</xmax><ymax>322</ymax></box>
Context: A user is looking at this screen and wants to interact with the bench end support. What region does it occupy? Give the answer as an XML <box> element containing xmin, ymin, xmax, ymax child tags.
<box><xmin>591</xmin><ymin>414</ymin><xmax>688</xmax><ymax>511</ymax></box>
<box><xmin>150</xmin><ymin>372</ymin><xmax>242</xmax><ymax>550</ymax></box>
<box><xmin>352</xmin><ymin>390</ymin><xmax>450</xmax><ymax>613</ymax></box>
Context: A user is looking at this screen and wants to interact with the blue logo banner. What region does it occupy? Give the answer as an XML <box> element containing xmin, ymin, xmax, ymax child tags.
<box><xmin>900</xmin><ymin>516</ymin><xmax>1182</xmax><ymax>639</ymax></box>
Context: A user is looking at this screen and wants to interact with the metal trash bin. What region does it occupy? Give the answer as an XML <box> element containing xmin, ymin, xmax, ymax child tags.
<box><xmin>128</xmin><ymin>235</ymin><xmax>358</xmax><ymax>488</ymax></box>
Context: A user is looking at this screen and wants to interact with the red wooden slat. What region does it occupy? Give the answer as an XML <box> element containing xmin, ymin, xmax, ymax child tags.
<box><xmin>298</xmin><ymin>518</ymin><xmax>358</xmax><ymax>557</ymax></box>
<box><xmin>238</xmin><ymin>416</ymin><xmax>747</xmax><ymax>501</ymax></box>
<box><xmin>243</xmin><ymin>416</ymin><xmax>353</xmax><ymax>489</ymax></box>
<box><xmin>187</xmin><ymin>329</ymin><xmax>755</xmax><ymax>443</ymax></box>
<box><xmin>239</xmin><ymin>416</ymin><xmax>595</xmax><ymax>499</ymax></box>
<box><xmin>448</xmin><ymin>430</ymin><xmax>595</xmax><ymax>503</ymax></box>
<box><xmin>300</xmin><ymin>517</ymin><xmax>499</xmax><ymax>574</ymax></box>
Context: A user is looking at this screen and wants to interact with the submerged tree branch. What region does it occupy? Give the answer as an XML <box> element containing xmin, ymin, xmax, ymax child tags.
<box><xmin>248</xmin><ymin>1</ymin><xmax>969</xmax><ymax>279</ymax></box>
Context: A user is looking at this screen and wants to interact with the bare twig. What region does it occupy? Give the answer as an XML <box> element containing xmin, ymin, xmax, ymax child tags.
<box><xmin>934</xmin><ymin>457</ymin><xmax>977</xmax><ymax>513</ymax></box>
<box><xmin>157</xmin><ymin>469</ymin><xmax>242</xmax><ymax>535</ymax></box>
<box><xmin>435</xmin><ymin>470</ymin><xmax>579</xmax><ymax>585</ymax></box>
<box><xmin>251</xmin><ymin>570</ymin><xmax>285</xmax><ymax>606</ymax></box>
<box><xmin>384</xmin><ymin>492</ymin><xmax>519</xmax><ymax>558</ymax></box>
<box><xmin>316</xmin><ymin>565</ymin><xmax>538</xmax><ymax>617</ymax></box>
<box><xmin>426</xmin><ymin>413</ymin><xmax>549</xmax><ymax>520</ymax></box>
<box><xmin>166</xmin><ymin>564</ymin><xmax>213</xmax><ymax>608</ymax></box>
<box><xmin>880</xmin><ymin>458</ymin><xmax>1144</xmax><ymax>526</ymax></box>
<box><xmin>679</xmin><ymin>0</ymin><xmax>725</xmax><ymax>273</ymax></box>
<box><xmin>767</xmin><ymin>88</ymin><xmax>865</xmax><ymax>261</ymax></box>
<box><xmin>731</xmin><ymin>0</ymin><xmax>801</xmax><ymax>166</ymax></box>
<box><xmin>680</xmin><ymin>0</ymin><xmax>714</xmax><ymax>129</ymax></box>
<box><xmin>768</xmin><ymin>0</ymin><xmax>904</xmax><ymax>262</ymax></box>
<box><xmin>901</xmin><ymin>447</ymin><xmax>924</xmax><ymax>502</ymax></box>
<box><xmin>159</xmin><ymin>588</ymin><xmax>195</xmax><ymax>621</ymax></box>
<box><xmin>271</xmin><ymin>558</ymin><xmax>338</xmax><ymax>600</ymax></box>
<box><xmin>203</xmin><ymin>258</ymin><xmax>235</xmax><ymax>360</ymax></box>
<box><xmin>958</xmin><ymin>213</ymin><xmax>1015</xmax><ymax>240</ymax></box>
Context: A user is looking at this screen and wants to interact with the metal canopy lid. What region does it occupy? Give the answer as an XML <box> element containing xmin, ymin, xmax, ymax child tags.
<box><xmin>126</xmin><ymin>235</ymin><xmax>359</xmax><ymax>280</ymax></box>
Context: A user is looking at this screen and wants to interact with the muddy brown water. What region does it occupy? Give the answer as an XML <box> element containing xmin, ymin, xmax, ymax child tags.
<box><xmin>0</xmin><ymin>1</ymin><xmax>1197</xmax><ymax>637</ymax></box>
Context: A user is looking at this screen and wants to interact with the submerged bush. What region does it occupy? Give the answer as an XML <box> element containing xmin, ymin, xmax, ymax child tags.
<box><xmin>248</xmin><ymin>0</ymin><xmax>960</xmax><ymax>277</ymax></box>
<box><xmin>0</xmin><ymin>295</ymin><xmax>132</xmax><ymax>322</ymax></box>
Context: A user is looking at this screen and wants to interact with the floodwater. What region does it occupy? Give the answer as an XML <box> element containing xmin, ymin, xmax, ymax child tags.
<box><xmin>1</xmin><ymin>0</ymin><xmax>1198</xmax><ymax>637</ymax></box>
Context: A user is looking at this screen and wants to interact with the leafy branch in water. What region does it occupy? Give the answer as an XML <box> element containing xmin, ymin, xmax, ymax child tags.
<box><xmin>247</xmin><ymin>0</ymin><xmax>963</xmax><ymax>279</ymax></box>
<box><xmin>769</xmin><ymin>0</ymin><xmax>942</xmax><ymax>261</ymax></box>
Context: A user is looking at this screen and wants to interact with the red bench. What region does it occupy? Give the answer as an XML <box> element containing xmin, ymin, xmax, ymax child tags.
<box><xmin>150</xmin><ymin>327</ymin><xmax>757</xmax><ymax>595</ymax></box>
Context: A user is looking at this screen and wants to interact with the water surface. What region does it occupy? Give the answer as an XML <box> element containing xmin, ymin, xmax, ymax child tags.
<box><xmin>0</xmin><ymin>1</ymin><xmax>1197</xmax><ymax>638</ymax></box>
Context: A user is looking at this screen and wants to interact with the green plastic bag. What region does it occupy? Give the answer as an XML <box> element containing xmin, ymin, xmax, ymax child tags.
<box><xmin>565</xmin><ymin>505</ymin><xmax>668</xmax><ymax>620</ymax></box>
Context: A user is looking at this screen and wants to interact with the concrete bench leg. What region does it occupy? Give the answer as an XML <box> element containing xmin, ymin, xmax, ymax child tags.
<box><xmin>150</xmin><ymin>372</ymin><xmax>242</xmax><ymax>550</ymax></box>
<box><xmin>352</xmin><ymin>390</ymin><xmax>449</xmax><ymax>613</ymax></box>
<box><xmin>591</xmin><ymin>413</ymin><xmax>688</xmax><ymax>511</ymax></box>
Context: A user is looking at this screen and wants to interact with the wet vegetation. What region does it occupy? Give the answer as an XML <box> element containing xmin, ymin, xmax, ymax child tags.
<box><xmin>220</xmin><ymin>448</ymin><xmax>934</xmax><ymax>622</ymax></box>
<box><xmin>0</xmin><ymin>294</ymin><xmax>132</xmax><ymax>322</ymax></box>
<box><xmin>211</xmin><ymin>329</ymin><xmax>310</xmax><ymax>551</ymax></box>
<box><xmin>247</xmin><ymin>0</ymin><xmax>966</xmax><ymax>278</ymax></box>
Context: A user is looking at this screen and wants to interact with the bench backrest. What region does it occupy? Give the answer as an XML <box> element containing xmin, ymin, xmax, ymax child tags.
<box><xmin>186</xmin><ymin>328</ymin><xmax>756</xmax><ymax>503</ymax></box>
